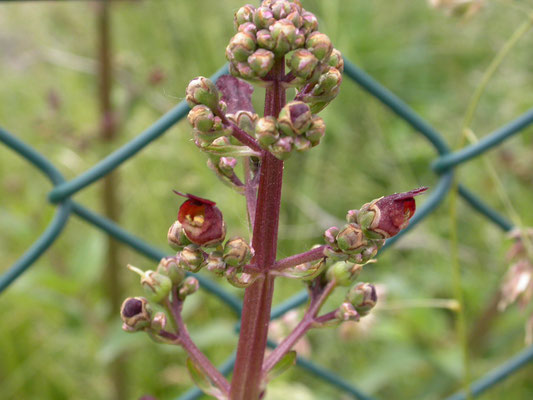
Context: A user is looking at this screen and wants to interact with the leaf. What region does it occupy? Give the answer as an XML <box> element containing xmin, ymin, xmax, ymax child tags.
<box><xmin>186</xmin><ymin>358</ymin><xmax>227</xmax><ymax>400</ymax></box>
<box><xmin>266</xmin><ymin>351</ymin><xmax>297</xmax><ymax>383</ymax></box>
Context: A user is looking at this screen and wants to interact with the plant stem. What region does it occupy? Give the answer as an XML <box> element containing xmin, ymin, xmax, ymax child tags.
<box><xmin>273</xmin><ymin>245</ymin><xmax>328</xmax><ymax>271</ymax></box>
<box><xmin>229</xmin><ymin>59</ymin><xmax>286</xmax><ymax>400</ymax></box>
<box><xmin>167</xmin><ymin>292</ymin><xmax>230</xmax><ymax>395</ymax></box>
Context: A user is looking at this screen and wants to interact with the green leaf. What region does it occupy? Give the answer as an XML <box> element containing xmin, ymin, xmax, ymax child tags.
<box><xmin>266</xmin><ymin>350</ymin><xmax>297</xmax><ymax>383</ymax></box>
<box><xmin>186</xmin><ymin>358</ymin><xmax>227</xmax><ymax>400</ymax></box>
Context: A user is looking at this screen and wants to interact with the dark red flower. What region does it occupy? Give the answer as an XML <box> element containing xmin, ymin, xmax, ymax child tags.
<box><xmin>174</xmin><ymin>191</ymin><xmax>226</xmax><ymax>246</ymax></box>
<box><xmin>358</xmin><ymin>187</ymin><xmax>427</xmax><ymax>239</ymax></box>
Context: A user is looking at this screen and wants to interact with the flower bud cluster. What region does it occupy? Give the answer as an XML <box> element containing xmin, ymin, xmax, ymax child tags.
<box><xmin>335</xmin><ymin>282</ymin><xmax>377</xmax><ymax>322</ymax></box>
<box><xmin>255</xmin><ymin>101</ymin><xmax>325</xmax><ymax>159</ymax></box>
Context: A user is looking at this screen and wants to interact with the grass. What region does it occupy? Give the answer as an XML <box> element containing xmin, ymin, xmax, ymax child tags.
<box><xmin>1</xmin><ymin>0</ymin><xmax>533</xmax><ymax>399</ymax></box>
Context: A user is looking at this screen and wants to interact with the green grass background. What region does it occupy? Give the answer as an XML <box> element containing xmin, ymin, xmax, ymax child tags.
<box><xmin>1</xmin><ymin>0</ymin><xmax>533</xmax><ymax>399</ymax></box>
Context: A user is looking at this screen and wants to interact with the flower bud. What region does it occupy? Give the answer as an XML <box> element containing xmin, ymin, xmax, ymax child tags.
<box><xmin>151</xmin><ymin>311</ymin><xmax>168</xmax><ymax>333</ymax></box>
<box><xmin>205</xmin><ymin>251</ymin><xmax>227</xmax><ymax>276</ymax></box>
<box><xmin>176</xmin><ymin>192</ymin><xmax>226</xmax><ymax>246</ymax></box>
<box><xmin>278</xmin><ymin>101</ymin><xmax>312</xmax><ymax>136</ymax></box>
<box><xmin>324</xmin><ymin>226</ymin><xmax>340</xmax><ymax>247</ymax></box>
<box><xmin>357</xmin><ymin>187</ymin><xmax>427</xmax><ymax>239</ymax></box>
<box><xmin>157</xmin><ymin>256</ymin><xmax>186</xmax><ymax>286</ymax></box>
<box><xmin>336</xmin><ymin>224</ymin><xmax>367</xmax><ymax>254</ymax></box>
<box><xmin>179</xmin><ymin>276</ymin><xmax>199</xmax><ymax>300</ymax></box>
<box><xmin>228</xmin><ymin>110</ymin><xmax>258</xmax><ymax>135</ymax></box>
<box><xmin>254</xmin><ymin>6</ymin><xmax>276</xmax><ymax>29</ymax></box>
<box><xmin>312</xmin><ymin>67</ymin><xmax>342</xmax><ymax>97</ymax></box>
<box><xmin>289</xmin><ymin>49</ymin><xmax>319</xmax><ymax>80</ymax></box>
<box><xmin>121</xmin><ymin>297</ymin><xmax>151</xmax><ymax>332</ymax></box>
<box><xmin>346</xmin><ymin>209</ymin><xmax>358</xmax><ymax>224</ymax></box>
<box><xmin>187</xmin><ymin>105</ymin><xmax>218</xmax><ymax>132</ymax></box>
<box><xmin>255</xmin><ymin>116</ymin><xmax>280</xmax><ymax>147</ymax></box>
<box><xmin>270</xmin><ymin>136</ymin><xmax>294</xmax><ymax>160</ymax></box>
<box><xmin>238</xmin><ymin>22</ymin><xmax>258</xmax><ymax>36</ymax></box>
<box><xmin>270</xmin><ymin>19</ymin><xmax>298</xmax><ymax>56</ymax></box>
<box><xmin>186</xmin><ymin>77</ymin><xmax>220</xmax><ymax>110</ymax></box>
<box><xmin>234</xmin><ymin>4</ymin><xmax>256</xmax><ymax>29</ymax></box>
<box><xmin>223</xmin><ymin>236</ymin><xmax>254</xmax><ymax>267</ymax></box>
<box><xmin>248</xmin><ymin>49</ymin><xmax>275</xmax><ymax>77</ymax></box>
<box><xmin>305</xmin><ymin>115</ymin><xmax>325</xmax><ymax>146</ymax></box>
<box><xmin>178</xmin><ymin>245</ymin><xmax>206</xmax><ymax>272</ymax></box>
<box><xmin>168</xmin><ymin>220</ymin><xmax>192</xmax><ymax>249</ymax></box>
<box><xmin>271</xmin><ymin>0</ymin><xmax>292</xmax><ymax>19</ymax></box>
<box><xmin>218</xmin><ymin>157</ymin><xmax>238</xmax><ymax>178</ymax></box>
<box><xmin>293</xmin><ymin>136</ymin><xmax>312</xmax><ymax>152</ymax></box>
<box><xmin>256</xmin><ymin>29</ymin><xmax>275</xmax><ymax>50</ymax></box>
<box><xmin>226</xmin><ymin>32</ymin><xmax>257</xmax><ymax>63</ymax></box>
<box><xmin>230</xmin><ymin>61</ymin><xmax>257</xmax><ymax>81</ymax></box>
<box><xmin>141</xmin><ymin>270</ymin><xmax>172</xmax><ymax>303</ymax></box>
<box><xmin>327</xmin><ymin>48</ymin><xmax>344</xmax><ymax>73</ymax></box>
<box><xmin>306</xmin><ymin>31</ymin><xmax>332</xmax><ymax>61</ymax></box>
<box><xmin>300</xmin><ymin>11</ymin><xmax>318</xmax><ymax>36</ymax></box>
<box><xmin>346</xmin><ymin>283</ymin><xmax>377</xmax><ymax>316</ymax></box>
<box><xmin>335</xmin><ymin>302</ymin><xmax>359</xmax><ymax>322</ymax></box>
<box><xmin>323</xmin><ymin>247</ymin><xmax>350</xmax><ymax>262</ymax></box>
<box><xmin>326</xmin><ymin>262</ymin><xmax>362</xmax><ymax>286</ymax></box>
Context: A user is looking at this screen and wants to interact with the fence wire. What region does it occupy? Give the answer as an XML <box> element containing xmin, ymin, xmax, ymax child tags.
<box><xmin>1</xmin><ymin>3</ymin><xmax>533</xmax><ymax>400</ymax></box>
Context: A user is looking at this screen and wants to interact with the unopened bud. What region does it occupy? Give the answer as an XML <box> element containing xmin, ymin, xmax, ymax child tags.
<box><xmin>157</xmin><ymin>256</ymin><xmax>186</xmax><ymax>286</ymax></box>
<box><xmin>305</xmin><ymin>115</ymin><xmax>325</xmax><ymax>146</ymax></box>
<box><xmin>270</xmin><ymin>136</ymin><xmax>294</xmax><ymax>160</ymax></box>
<box><xmin>223</xmin><ymin>236</ymin><xmax>254</xmax><ymax>267</ymax></box>
<box><xmin>231</xmin><ymin>61</ymin><xmax>257</xmax><ymax>80</ymax></box>
<box><xmin>255</xmin><ymin>116</ymin><xmax>280</xmax><ymax>147</ymax></box>
<box><xmin>254</xmin><ymin>6</ymin><xmax>276</xmax><ymax>29</ymax></box>
<box><xmin>357</xmin><ymin>187</ymin><xmax>427</xmax><ymax>239</ymax></box>
<box><xmin>227</xmin><ymin>32</ymin><xmax>257</xmax><ymax>63</ymax></box>
<box><xmin>179</xmin><ymin>276</ymin><xmax>199</xmax><ymax>300</ymax></box>
<box><xmin>168</xmin><ymin>220</ymin><xmax>192</xmax><ymax>249</ymax></box>
<box><xmin>323</xmin><ymin>226</ymin><xmax>340</xmax><ymax>247</ymax></box>
<box><xmin>346</xmin><ymin>283</ymin><xmax>377</xmax><ymax>316</ymax></box>
<box><xmin>346</xmin><ymin>209</ymin><xmax>358</xmax><ymax>224</ymax></box>
<box><xmin>143</xmin><ymin>270</ymin><xmax>172</xmax><ymax>303</ymax></box>
<box><xmin>238</xmin><ymin>22</ymin><xmax>258</xmax><ymax>36</ymax></box>
<box><xmin>186</xmin><ymin>77</ymin><xmax>220</xmax><ymax>111</ymax></box>
<box><xmin>326</xmin><ymin>262</ymin><xmax>362</xmax><ymax>286</ymax></box>
<box><xmin>228</xmin><ymin>110</ymin><xmax>258</xmax><ymax>135</ymax></box>
<box><xmin>205</xmin><ymin>251</ymin><xmax>227</xmax><ymax>276</ymax></box>
<box><xmin>335</xmin><ymin>302</ymin><xmax>359</xmax><ymax>322</ymax></box>
<box><xmin>270</xmin><ymin>19</ymin><xmax>297</xmax><ymax>56</ymax></box>
<box><xmin>151</xmin><ymin>311</ymin><xmax>168</xmax><ymax>333</ymax></box>
<box><xmin>289</xmin><ymin>49</ymin><xmax>319</xmax><ymax>80</ymax></box>
<box><xmin>312</xmin><ymin>67</ymin><xmax>342</xmax><ymax>97</ymax></box>
<box><xmin>176</xmin><ymin>192</ymin><xmax>226</xmax><ymax>247</ymax></box>
<box><xmin>218</xmin><ymin>157</ymin><xmax>238</xmax><ymax>178</ymax></box>
<box><xmin>306</xmin><ymin>32</ymin><xmax>332</xmax><ymax>61</ymax></box>
<box><xmin>271</xmin><ymin>0</ymin><xmax>292</xmax><ymax>19</ymax></box>
<box><xmin>300</xmin><ymin>11</ymin><xmax>318</xmax><ymax>36</ymax></box>
<box><xmin>336</xmin><ymin>224</ymin><xmax>367</xmax><ymax>254</ymax></box>
<box><xmin>178</xmin><ymin>245</ymin><xmax>206</xmax><ymax>273</ymax></box>
<box><xmin>234</xmin><ymin>4</ymin><xmax>256</xmax><ymax>28</ymax></box>
<box><xmin>293</xmin><ymin>136</ymin><xmax>312</xmax><ymax>152</ymax></box>
<box><xmin>248</xmin><ymin>49</ymin><xmax>275</xmax><ymax>78</ymax></box>
<box><xmin>327</xmin><ymin>48</ymin><xmax>344</xmax><ymax>73</ymax></box>
<box><xmin>121</xmin><ymin>297</ymin><xmax>151</xmax><ymax>332</ymax></box>
<box><xmin>257</xmin><ymin>29</ymin><xmax>275</xmax><ymax>50</ymax></box>
<box><xmin>187</xmin><ymin>105</ymin><xmax>218</xmax><ymax>133</ymax></box>
<box><xmin>278</xmin><ymin>101</ymin><xmax>312</xmax><ymax>136</ymax></box>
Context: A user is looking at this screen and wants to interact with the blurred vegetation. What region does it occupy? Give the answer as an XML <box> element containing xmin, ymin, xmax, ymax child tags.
<box><xmin>1</xmin><ymin>0</ymin><xmax>533</xmax><ymax>399</ymax></box>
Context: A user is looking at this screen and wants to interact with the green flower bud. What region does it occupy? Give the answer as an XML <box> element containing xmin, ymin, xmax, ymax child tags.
<box><xmin>346</xmin><ymin>209</ymin><xmax>358</xmax><ymax>224</ymax></box>
<box><xmin>306</xmin><ymin>31</ymin><xmax>332</xmax><ymax>61</ymax></box>
<box><xmin>234</xmin><ymin>4</ymin><xmax>256</xmax><ymax>29</ymax></box>
<box><xmin>305</xmin><ymin>115</ymin><xmax>326</xmax><ymax>146</ymax></box>
<box><xmin>186</xmin><ymin>77</ymin><xmax>220</xmax><ymax>110</ymax></box>
<box><xmin>324</xmin><ymin>226</ymin><xmax>340</xmax><ymax>247</ymax></box>
<box><xmin>326</xmin><ymin>262</ymin><xmax>362</xmax><ymax>286</ymax></box>
<box><xmin>128</xmin><ymin>265</ymin><xmax>172</xmax><ymax>303</ymax></box>
<box><xmin>178</xmin><ymin>245</ymin><xmax>206</xmax><ymax>273</ymax></box>
<box><xmin>157</xmin><ymin>256</ymin><xmax>186</xmax><ymax>286</ymax></box>
<box><xmin>327</xmin><ymin>48</ymin><xmax>344</xmax><ymax>73</ymax></box>
<box><xmin>151</xmin><ymin>311</ymin><xmax>168</xmax><ymax>333</ymax></box>
<box><xmin>121</xmin><ymin>297</ymin><xmax>152</xmax><ymax>332</ymax></box>
<box><xmin>205</xmin><ymin>251</ymin><xmax>227</xmax><ymax>276</ymax></box>
<box><xmin>270</xmin><ymin>19</ymin><xmax>297</xmax><ymax>56</ymax></box>
<box><xmin>300</xmin><ymin>11</ymin><xmax>318</xmax><ymax>36</ymax></box>
<box><xmin>257</xmin><ymin>29</ymin><xmax>275</xmax><ymax>50</ymax></box>
<box><xmin>228</xmin><ymin>110</ymin><xmax>258</xmax><ymax>135</ymax></box>
<box><xmin>168</xmin><ymin>220</ymin><xmax>192</xmax><ymax>249</ymax></box>
<box><xmin>270</xmin><ymin>136</ymin><xmax>294</xmax><ymax>160</ymax></box>
<box><xmin>278</xmin><ymin>101</ymin><xmax>312</xmax><ymax>136</ymax></box>
<box><xmin>346</xmin><ymin>282</ymin><xmax>377</xmax><ymax>316</ymax></box>
<box><xmin>223</xmin><ymin>236</ymin><xmax>254</xmax><ymax>267</ymax></box>
<box><xmin>311</xmin><ymin>67</ymin><xmax>342</xmax><ymax>97</ymax></box>
<box><xmin>271</xmin><ymin>0</ymin><xmax>292</xmax><ymax>19</ymax></box>
<box><xmin>230</xmin><ymin>61</ymin><xmax>257</xmax><ymax>80</ymax></box>
<box><xmin>254</xmin><ymin>6</ymin><xmax>276</xmax><ymax>29</ymax></box>
<box><xmin>293</xmin><ymin>136</ymin><xmax>312</xmax><ymax>152</ymax></box>
<box><xmin>255</xmin><ymin>116</ymin><xmax>280</xmax><ymax>147</ymax></box>
<box><xmin>226</xmin><ymin>32</ymin><xmax>257</xmax><ymax>63</ymax></box>
<box><xmin>336</xmin><ymin>223</ymin><xmax>367</xmax><ymax>254</ymax></box>
<box><xmin>238</xmin><ymin>22</ymin><xmax>258</xmax><ymax>36</ymax></box>
<box><xmin>335</xmin><ymin>302</ymin><xmax>359</xmax><ymax>322</ymax></box>
<box><xmin>179</xmin><ymin>276</ymin><xmax>199</xmax><ymax>300</ymax></box>
<box><xmin>289</xmin><ymin>49</ymin><xmax>319</xmax><ymax>80</ymax></box>
<box><xmin>218</xmin><ymin>157</ymin><xmax>238</xmax><ymax>178</ymax></box>
<box><xmin>187</xmin><ymin>105</ymin><xmax>218</xmax><ymax>132</ymax></box>
<box><xmin>248</xmin><ymin>49</ymin><xmax>275</xmax><ymax>77</ymax></box>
